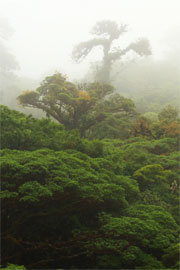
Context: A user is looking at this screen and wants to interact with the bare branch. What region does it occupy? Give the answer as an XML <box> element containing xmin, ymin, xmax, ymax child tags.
<box><xmin>72</xmin><ymin>38</ymin><xmax>108</xmax><ymax>62</ymax></box>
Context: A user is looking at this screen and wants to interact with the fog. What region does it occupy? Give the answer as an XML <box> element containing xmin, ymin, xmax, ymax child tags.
<box><xmin>1</xmin><ymin>0</ymin><xmax>180</xmax><ymax>78</ymax></box>
<box><xmin>0</xmin><ymin>0</ymin><xmax>179</xmax><ymax>112</ymax></box>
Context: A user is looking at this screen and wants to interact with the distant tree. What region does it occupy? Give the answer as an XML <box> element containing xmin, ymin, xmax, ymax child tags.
<box><xmin>158</xmin><ymin>105</ymin><xmax>179</xmax><ymax>124</ymax></box>
<box><xmin>17</xmin><ymin>73</ymin><xmax>136</xmax><ymax>137</ymax></box>
<box><xmin>0</xmin><ymin>17</ymin><xmax>19</xmax><ymax>74</ymax></box>
<box><xmin>0</xmin><ymin>18</ymin><xmax>19</xmax><ymax>106</ymax></box>
<box><xmin>72</xmin><ymin>20</ymin><xmax>151</xmax><ymax>83</ymax></box>
<box><xmin>152</xmin><ymin>105</ymin><xmax>180</xmax><ymax>140</ymax></box>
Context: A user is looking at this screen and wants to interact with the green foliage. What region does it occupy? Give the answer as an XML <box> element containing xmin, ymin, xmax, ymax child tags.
<box><xmin>163</xmin><ymin>243</ymin><xmax>180</xmax><ymax>269</ymax></box>
<box><xmin>158</xmin><ymin>105</ymin><xmax>179</xmax><ymax>123</ymax></box>
<box><xmin>133</xmin><ymin>164</ymin><xmax>171</xmax><ymax>191</ymax></box>
<box><xmin>0</xmin><ymin>105</ymin><xmax>82</xmax><ymax>150</ymax></box>
<box><xmin>19</xmin><ymin>181</ymin><xmax>53</xmax><ymax>202</ymax></box>
<box><xmin>82</xmin><ymin>204</ymin><xmax>178</xmax><ymax>269</ymax></box>
<box><xmin>17</xmin><ymin>74</ymin><xmax>136</xmax><ymax>138</ymax></box>
<box><xmin>0</xmin><ymin>148</ymin><xmax>133</xmax><ymax>206</ymax></box>
<box><xmin>0</xmin><ymin>264</ymin><xmax>25</xmax><ymax>270</ymax></box>
<box><xmin>0</xmin><ymin>190</ymin><xmax>18</xmax><ymax>199</ymax></box>
<box><xmin>76</xmin><ymin>139</ymin><xmax>104</xmax><ymax>157</ymax></box>
<box><xmin>1</xmin><ymin>106</ymin><xmax>179</xmax><ymax>269</ymax></box>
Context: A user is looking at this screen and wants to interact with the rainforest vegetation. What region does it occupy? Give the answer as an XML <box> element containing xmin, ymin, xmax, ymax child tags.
<box><xmin>1</xmin><ymin>76</ymin><xmax>180</xmax><ymax>269</ymax></box>
<box><xmin>0</xmin><ymin>20</ymin><xmax>179</xmax><ymax>270</ymax></box>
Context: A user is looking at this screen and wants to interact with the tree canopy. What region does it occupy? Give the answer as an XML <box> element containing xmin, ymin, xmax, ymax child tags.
<box><xmin>1</xmin><ymin>107</ymin><xmax>179</xmax><ymax>269</ymax></box>
<box><xmin>17</xmin><ymin>73</ymin><xmax>136</xmax><ymax>137</ymax></box>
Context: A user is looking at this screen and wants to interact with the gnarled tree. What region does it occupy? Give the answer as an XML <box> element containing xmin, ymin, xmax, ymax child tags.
<box><xmin>17</xmin><ymin>73</ymin><xmax>136</xmax><ymax>138</ymax></box>
<box><xmin>72</xmin><ymin>20</ymin><xmax>151</xmax><ymax>83</ymax></box>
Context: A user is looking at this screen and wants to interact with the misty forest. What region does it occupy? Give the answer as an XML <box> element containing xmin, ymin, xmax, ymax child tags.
<box><xmin>0</xmin><ymin>5</ymin><xmax>180</xmax><ymax>270</ymax></box>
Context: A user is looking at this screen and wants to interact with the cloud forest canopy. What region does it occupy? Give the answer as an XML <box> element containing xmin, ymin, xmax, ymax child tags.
<box><xmin>1</xmin><ymin>105</ymin><xmax>179</xmax><ymax>269</ymax></box>
<box><xmin>1</xmin><ymin>16</ymin><xmax>180</xmax><ymax>270</ymax></box>
<box><xmin>72</xmin><ymin>20</ymin><xmax>151</xmax><ymax>83</ymax></box>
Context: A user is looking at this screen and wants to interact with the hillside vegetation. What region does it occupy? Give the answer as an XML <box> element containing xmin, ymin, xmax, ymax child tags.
<box><xmin>1</xmin><ymin>79</ymin><xmax>179</xmax><ymax>269</ymax></box>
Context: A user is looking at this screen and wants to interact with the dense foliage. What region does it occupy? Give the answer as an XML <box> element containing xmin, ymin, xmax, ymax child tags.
<box><xmin>1</xmin><ymin>104</ymin><xmax>179</xmax><ymax>269</ymax></box>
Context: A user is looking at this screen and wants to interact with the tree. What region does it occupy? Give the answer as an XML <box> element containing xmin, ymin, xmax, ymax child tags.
<box><xmin>0</xmin><ymin>17</ymin><xmax>19</xmax><ymax>73</ymax></box>
<box><xmin>17</xmin><ymin>73</ymin><xmax>136</xmax><ymax>137</ymax></box>
<box><xmin>158</xmin><ymin>105</ymin><xmax>179</xmax><ymax>124</ymax></box>
<box><xmin>0</xmin><ymin>18</ymin><xmax>19</xmax><ymax>106</ymax></box>
<box><xmin>152</xmin><ymin>105</ymin><xmax>180</xmax><ymax>140</ymax></box>
<box><xmin>72</xmin><ymin>20</ymin><xmax>151</xmax><ymax>83</ymax></box>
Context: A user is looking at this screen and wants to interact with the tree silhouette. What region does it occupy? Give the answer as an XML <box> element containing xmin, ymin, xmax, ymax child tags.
<box><xmin>0</xmin><ymin>18</ymin><xmax>19</xmax><ymax>107</ymax></box>
<box><xmin>72</xmin><ymin>20</ymin><xmax>151</xmax><ymax>83</ymax></box>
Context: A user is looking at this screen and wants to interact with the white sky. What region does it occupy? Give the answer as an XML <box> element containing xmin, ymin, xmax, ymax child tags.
<box><xmin>1</xmin><ymin>0</ymin><xmax>180</xmax><ymax>80</ymax></box>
